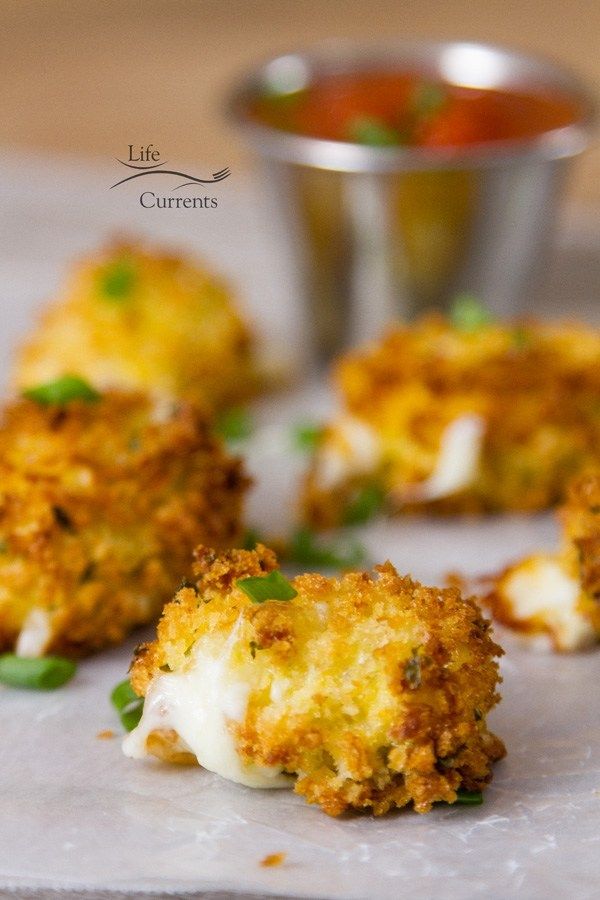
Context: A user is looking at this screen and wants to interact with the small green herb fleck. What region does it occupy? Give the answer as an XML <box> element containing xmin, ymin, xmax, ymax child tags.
<box><xmin>343</xmin><ymin>483</ymin><xmax>385</xmax><ymax>526</ymax></box>
<box><xmin>511</xmin><ymin>326</ymin><xmax>531</xmax><ymax>350</ymax></box>
<box><xmin>411</xmin><ymin>81</ymin><xmax>447</xmax><ymax>120</ymax></box>
<box><xmin>450</xmin><ymin>294</ymin><xmax>493</xmax><ymax>333</ymax></box>
<box><xmin>403</xmin><ymin>650</ymin><xmax>422</xmax><ymax>690</ymax></box>
<box><xmin>237</xmin><ymin>570</ymin><xmax>297</xmax><ymax>604</ymax></box>
<box><xmin>348</xmin><ymin>116</ymin><xmax>400</xmax><ymax>147</ymax></box>
<box><xmin>287</xmin><ymin>527</ymin><xmax>366</xmax><ymax>570</ymax></box>
<box><xmin>454</xmin><ymin>789</ymin><xmax>484</xmax><ymax>805</ymax></box>
<box><xmin>249</xmin><ymin>640</ymin><xmax>261</xmax><ymax>659</ymax></box>
<box><xmin>0</xmin><ymin>654</ymin><xmax>76</xmax><ymax>690</ymax></box>
<box><xmin>242</xmin><ymin>528</ymin><xmax>264</xmax><ymax>550</ymax></box>
<box><xmin>214</xmin><ymin>406</ymin><xmax>254</xmax><ymax>443</ymax></box>
<box><xmin>110</xmin><ymin>678</ymin><xmax>144</xmax><ymax>732</ymax></box>
<box><xmin>474</xmin><ymin>707</ymin><xmax>483</xmax><ymax>721</ymax></box>
<box><xmin>98</xmin><ymin>258</ymin><xmax>136</xmax><ymax>301</ymax></box>
<box><xmin>291</xmin><ymin>422</ymin><xmax>324</xmax><ymax>453</ymax></box>
<box><xmin>159</xmin><ymin>664</ymin><xmax>172</xmax><ymax>673</ymax></box>
<box><xmin>23</xmin><ymin>375</ymin><xmax>100</xmax><ymax>406</ymax></box>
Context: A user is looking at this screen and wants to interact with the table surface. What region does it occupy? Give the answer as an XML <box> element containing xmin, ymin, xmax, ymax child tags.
<box><xmin>0</xmin><ymin>0</ymin><xmax>599</xmax><ymax>203</ymax></box>
<box><xmin>1</xmin><ymin>153</ymin><xmax>600</xmax><ymax>899</ymax></box>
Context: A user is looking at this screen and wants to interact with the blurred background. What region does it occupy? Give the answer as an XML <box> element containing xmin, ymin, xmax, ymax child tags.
<box><xmin>0</xmin><ymin>0</ymin><xmax>598</xmax><ymax>382</ymax></box>
<box><xmin>2</xmin><ymin>0</ymin><xmax>599</xmax><ymax>200</ymax></box>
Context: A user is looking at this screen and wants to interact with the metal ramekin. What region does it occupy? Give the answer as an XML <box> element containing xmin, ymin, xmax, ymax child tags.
<box><xmin>228</xmin><ymin>40</ymin><xmax>596</xmax><ymax>363</ymax></box>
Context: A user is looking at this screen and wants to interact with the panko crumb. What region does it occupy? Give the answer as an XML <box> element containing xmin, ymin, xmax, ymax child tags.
<box><xmin>125</xmin><ymin>545</ymin><xmax>505</xmax><ymax>817</ymax></box>
<box><xmin>96</xmin><ymin>729</ymin><xmax>116</xmax><ymax>740</ymax></box>
<box><xmin>260</xmin><ymin>852</ymin><xmax>286</xmax><ymax>868</ymax></box>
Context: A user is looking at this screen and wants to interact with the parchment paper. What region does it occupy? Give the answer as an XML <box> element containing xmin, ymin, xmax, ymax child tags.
<box><xmin>1</xmin><ymin>154</ymin><xmax>600</xmax><ymax>898</ymax></box>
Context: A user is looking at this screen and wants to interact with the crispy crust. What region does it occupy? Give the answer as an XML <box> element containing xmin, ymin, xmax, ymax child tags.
<box><xmin>13</xmin><ymin>239</ymin><xmax>258</xmax><ymax>411</ymax></box>
<box><xmin>0</xmin><ymin>392</ymin><xmax>250</xmax><ymax>656</ymax></box>
<box><xmin>484</xmin><ymin>470</ymin><xmax>600</xmax><ymax>646</ymax></box>
<box><xmin>131</xmin><ymin>545</ymin><xmax>505</xmax><ymax>816</ymax></box>
<box><xmin>301</xmin><ymin>315</ymin><xmax>600</xmax><ymax>527</ymax></box>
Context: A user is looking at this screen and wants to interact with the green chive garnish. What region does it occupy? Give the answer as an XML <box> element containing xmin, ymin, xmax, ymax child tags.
<box><xmin>348</xmin><ymin>116</ymin><xmax>400</xmax><ymax>147</ymax></box>
<box><xmin>411</xmin><ymin>81</ymin><xmax>447</xmax><ymax>120</ymax></box>
<box><xmin>454</xmin><ymin>789</ymin><xmax>484</xmax><ymax>805</ymax></box>
<box><xmin>23</xmin><ymin>375</ymin><xmax>100</xmax><ymax>406</ymax></box>
<box><xmin>237</xmin><ymin>570</ymin><xmax>297</xmax><ymax>603</ymax></box>
<box><xmin>287</xmin><ymin>527</ymin><xmax>366</xmax><ymax>569</ymax></box>
<box><xmin>343</xmin><ymin>483</ymin><xmax>385</xmax><ymax>526</ymax></box>
<box><xmin>0</xmin><ymin>654</ymin><xmax>76</xmax><ymax>690</ymax></box>
<box><xmin>98</xmin><ymin>258</ymin><xmax>136</xmax><ymax>301</ymax></box>
<box><xmin>214</xmin><ymin>406</ymin><xmax>254</xmax><ymax>443</ymax></box>
<box><xmin>291</xmin><ymin>422</ymin><xmax>324</xmax><ymax>453</ymax></box>
<box><xmin>450</xmin><ymin>294</ymin><xmax>493</xmax><ymax>333</ymax></box>
<box><xmin>110</xmin><ymin>678</ymin><xmax>144</xmax><ymax>732</ymax></box>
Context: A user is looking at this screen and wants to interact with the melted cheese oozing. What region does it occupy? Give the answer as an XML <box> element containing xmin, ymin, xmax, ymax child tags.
<box><xmin>317</xmin><ymin>413</ymin><xmax>484</xmax><ymax>503</ymax></box>
<box><xmin>15</xmin><ymin>608</ymin><xmax>52</xmax><ymax>657</ymax></box>
<box><xmin>503</xmin><ymin>558</ymin><xmax>596</xmax><ymax>651</ymax></box>
<box><xmin>402</xmin><ymin>414</ymin><xmax>485</xmax><ymax>502</ymax></box>
<box><xmin>316</xmin><ymin>416</ymin><xmax>381</xmax><ymax>489</ymax></box>
<box><xmin>123</xmin><ymin>632</ymin><xmax>291</xmax><ymax>789</ymax></box>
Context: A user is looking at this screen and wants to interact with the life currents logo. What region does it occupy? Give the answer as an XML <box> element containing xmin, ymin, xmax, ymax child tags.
<box><xmin>110</xmin><ymin>145</ymin><xmax>230</xmax><ymax>209</ymax></box>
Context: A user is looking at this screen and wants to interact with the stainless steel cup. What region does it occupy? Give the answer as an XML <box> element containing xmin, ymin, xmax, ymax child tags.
<box><xmin>228</xmin><ymin>40</ymin><xmax>595</xmax><ymax>363</ymax></box>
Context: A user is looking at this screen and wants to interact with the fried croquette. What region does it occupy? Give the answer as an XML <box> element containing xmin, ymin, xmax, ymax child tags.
<box><xmin>13</xmin><ymin>240</ymin><xmax>257</xmax><ymax>411</ymax></box>
<box><xmin>301</xmin><ymin>313</ymin><xmax>600</xmax><ymax>527</ymax></box>
<box><xmin>485</xmin><ymin>470</ymin><xmax>600</xmax><ymax>652</ymax></box>
<box><xmin>124</xmin><ymin>545</ymin><xmax>505</xmax><ymax>816</ymax></box>
<box><xmin>0</xmin><ymin>391</ymin><xmax>249</xmax><ymax>657</ymax></box>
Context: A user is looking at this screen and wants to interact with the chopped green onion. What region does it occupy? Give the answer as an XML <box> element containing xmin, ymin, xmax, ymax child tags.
<box><xmin>411</xmin><ymin>81</ymin><xmax>447</xmax><ymax>119</ymax></box>
<box><xmin>237</xmin><ymin>570</ymin><xmax>298</xmax><ymax>603</ymax></box>
<box><xmin>98</xmin><ymin>258</ymin><xmax>137</xmax><ymax>301</ymax></box>
<box><xmin>0</xmin><ymin>654</ymin><xmax>76</xmax><ymax>690</ymax></box>
<box><xmin>348</xmin><ymin>116</ymin><xmax>400</xmax><ymax>147</ymax></box>
<box><xmin>291</xmin><ymin>422</ymin><xmax>324</xmax><ymax>453</ymax></box>
<box><xmin>343</xmin><ymin>483</ymin><xmax>385</xmax><ymax>526</ymax></box>
<box><xmin>23</xmin><ymin>375</ymin><xmax>100</xmax><ymax>406</ymax></box>
<box><xmin>287</xmin><ymin>527</ymin><xmax>366</xmax><ymax>569</ymax></box>
<box><xmin>110</xmin><ymin>678</ymin><xmax>144</xmax><ymax>732</ymax></box>
<box><xmin>450</xmin><ymin>294</ymin><xmax>493</xmax><ymax>333</ymax></box>
<box><xmin>454</xmin><ymin>789</ymin><xmax>483</xmax><ymax>805</ymax></box>
<box><xmin>214</xmin><ymin>406</ymin><xmax>254</xmax><ymax>443</ymax></box>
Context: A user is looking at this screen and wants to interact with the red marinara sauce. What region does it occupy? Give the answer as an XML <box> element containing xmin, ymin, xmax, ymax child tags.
<box><xmin>251</xmin><ymin>71</ymin><xmax>581</xmax><ymax>149</ymax></box>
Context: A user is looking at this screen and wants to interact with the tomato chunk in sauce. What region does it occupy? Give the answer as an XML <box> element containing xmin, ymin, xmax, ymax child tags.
<box><xmin>251</xmin><ymin>71</ymin><xmax>580</xmax><ymax>149</ymax></box>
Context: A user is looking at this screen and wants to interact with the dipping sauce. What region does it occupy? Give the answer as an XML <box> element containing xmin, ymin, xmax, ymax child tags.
<box><xmin>251</xmin><ymin>71</ymin><xmax>581</xmax><ymax>149</ymax></box>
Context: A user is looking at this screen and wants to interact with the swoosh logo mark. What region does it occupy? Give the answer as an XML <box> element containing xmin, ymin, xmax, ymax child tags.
<box><xmin>111</xmin><ymin>160</ymin><xmax>231</xmax><ymax>191</ymax></box>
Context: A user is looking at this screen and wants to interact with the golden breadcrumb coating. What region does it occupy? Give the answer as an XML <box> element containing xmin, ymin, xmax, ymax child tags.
<box><xmin>129</xmin><ymin>545</ymin><xmax>505</xmax><ymax>816</ymax></box>
<box><xmin>13</xmin><ymin>240</ymin><xmax>257</xmax><ymax>411</ymax></box>
<box><xmin>0</xmin><ymin>392</ymin><xmax>249</xmax><ymax>657</ymax></box>
<box><xmin>302</xmin><ymin>315</ymin><xmax>600</xmax><ymax>527</ymax></box>
<box><xmin>485</xmin><ymin>470</ymin><xmax>600</xmax><ymax>651</ymax></box>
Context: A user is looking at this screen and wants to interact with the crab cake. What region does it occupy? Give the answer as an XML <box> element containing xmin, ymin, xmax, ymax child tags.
<box><xmin>13</xmin><ymin>240</ymin><xmax>257</xmax><ymax>411</ymax></box>
<box><xmin>301</xmin><ymin>308</ymin><xmax>600</xmax><ymax>527</ymax></box>
<box><xmin>0</xmin><ymin>383</ymin><xmax>249</xmax><ymax>657</ymax></box>
<box><xmin>485</xmin><ymin>471</ymin><xmax>600</xmax><ymax>652</ymax></box>
<box><xmin>124</xmin><ymin>545</ymin><xmax>505</xmax><ymax>816</ymax></box>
